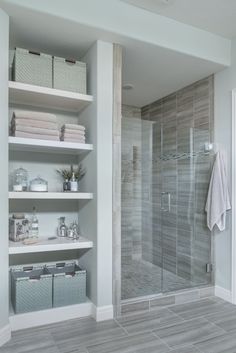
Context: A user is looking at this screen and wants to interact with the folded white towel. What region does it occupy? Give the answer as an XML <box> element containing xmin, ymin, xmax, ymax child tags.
<box><xmin>62</xmin><ymin>124</ymin><xmax>85</xmax><ymax>131</ymax></box>
<box><xmin>13</xmin><ymin>111</ymin><xmax>57</xmax><ymax>123</ymax></box>
<box><xmin>13</xmin><ymin>125</ymin><xmax>59</xmax><ymax>136</ymax></box>
<box><xmin>14</xmin><ymin>131</ymin><xmax>59</xmax><ymax>141</ymax></box>
<box><xmin>62</xmin><ymin>132</ymin><xmax>85</xmax><ymax>140</ymax></box>
<box><xmin>12</xmin><ymin>118</ymin><xmax>58</xmax><ymax>130</ymax></box>
<box><xmin>61</xmin><ymin>129</ymin><xmax>85</xmax><ymax>136</ymax></box>
<box><xmin>61</xmin><ymin>137</ymin><xmax>85</xmax><ymax>144</ymax></box>
<box><xmin>205</xmin><ymin>151</ymin><xmax>231</xmax><ymax>231</ymax></box>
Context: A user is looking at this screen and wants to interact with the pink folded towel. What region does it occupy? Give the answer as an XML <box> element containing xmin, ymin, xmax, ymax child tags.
<box><xmin>14</xmin><ymin>131</ymin><xmax>59</xmax><ymax>141</ymax></box>
<box><xmin>12</xmin><ymin>118</ymin><xmax>58</xmax><ymax>130</ymax></box>
<box><xmin>13</xmin><ymin>125</ymin><xmax>59</xmax><ymax>136</ymax></box>
<box><xmin>13</xmin><ymin>111</ymin><xmax>57</xmax><ymax>123</ymax></box>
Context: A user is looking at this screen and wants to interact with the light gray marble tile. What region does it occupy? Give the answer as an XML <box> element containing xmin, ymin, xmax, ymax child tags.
<box><xmin>86</xmin><ymin>332</ymin><xmax>170</xmax><ymax>353</ymax></box>
<box><xmin>154</xmin><ymin>317</ymin><xmax>224</xmax><ymax>348</ymax></box>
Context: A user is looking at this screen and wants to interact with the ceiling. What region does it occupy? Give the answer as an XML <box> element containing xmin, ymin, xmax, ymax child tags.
<box><xmin>1</xmin><ymin>1</ymin><xmax>226</xmax><ymax>107</ymax></box>
<box><xmin>122</xmin><ymin>0</ymin><xmax>236</xmax><ymax>39</ymax></box>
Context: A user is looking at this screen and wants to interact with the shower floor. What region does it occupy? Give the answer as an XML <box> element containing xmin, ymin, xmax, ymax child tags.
<box><xmin>121</xmin><ymin>259</ymin><xmax>195</xmax><ymax>300</ymax></box>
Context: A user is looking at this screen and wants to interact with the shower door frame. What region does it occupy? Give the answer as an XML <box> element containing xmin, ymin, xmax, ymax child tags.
<box><xmin>231</xmin><ymin>90</ymin><xmax>236</xmax><ymax>305</ymax></box>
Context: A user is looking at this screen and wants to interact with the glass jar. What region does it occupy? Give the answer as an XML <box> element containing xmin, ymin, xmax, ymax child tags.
<box><xmin>13</xmin><ymin>167</ymin><xmax>28</xmax><ymax>192</ymax></box>
<box><xmin>58</xmin><ymin>217</ymin><xmax>67</xmax><ymax>237</ymax></box>
<box><xmin>29</xmin><ymin>176</ymin><xmax>48</xmax><ymax>192</ymax></box>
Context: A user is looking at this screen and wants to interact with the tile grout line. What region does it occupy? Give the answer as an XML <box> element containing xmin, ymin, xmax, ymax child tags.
<box><xmin>151</xmin><ymin>330</ymin><xmax>173</xmax><ymax>351</ymax></box>
<box><xmin>114</xmin><ymin>318</ymin><xmax>130</xmax><ymax>335</ymax></box>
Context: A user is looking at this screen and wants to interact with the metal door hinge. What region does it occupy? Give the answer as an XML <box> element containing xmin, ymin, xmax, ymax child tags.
<box><xmin>206</xmin><ymin>263</ymin><xmax>213</xmax><ymax>273</ymax></box>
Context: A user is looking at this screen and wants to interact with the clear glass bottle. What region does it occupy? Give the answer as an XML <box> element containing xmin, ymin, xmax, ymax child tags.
<box><xmin>13</xmin><ymin>167</ymin><xmax>28</xmax><ymax>191</ymax></box>
<box><xmin>30</xmin><ymin>207</ymin><xmax>39</xmax><ymax>238</ymax></box>
<box><xmin>69</xmin><ymin>172</ymin><xmax>78</xmax><ymax>192</ymax></box>
<box><xmin>58</xmin><ymin>217</ymin><xmax>67</xmax><ymax>237</ymax></box>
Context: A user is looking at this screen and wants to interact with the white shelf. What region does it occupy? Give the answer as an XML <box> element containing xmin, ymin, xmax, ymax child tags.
<box><xmin>9</xmin><ymin>236</ymin><xmax>93</xmax><ymax>255</ymax></box>
<box><xmin>9</xmin><ymin>136</ymin><xmax>93</xmax><ymax>155</ymax></box>
<box><xmin>9</xmin><ymin>192</ymin><xmax>93</xmax><ymax>200</ymax></box>
<box><xmin>9</xmin><ymin>299</ymin><xmax>93</xmax><ymax>331</ymax></box>
<box><xmin>9</xmin><ymin>81</ymin><xmax>93</xmax><ymax>113</ymax></box>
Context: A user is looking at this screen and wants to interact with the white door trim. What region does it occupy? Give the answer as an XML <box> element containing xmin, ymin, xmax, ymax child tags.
<box><xmin>231</xmin><ymin>90</ymin><xmax>236</xmax><ymax>304</ymax></box>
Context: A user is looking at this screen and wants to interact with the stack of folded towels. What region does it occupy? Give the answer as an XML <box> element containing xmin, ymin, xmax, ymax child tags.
<box><xmin>11</xmin><ymin>110</ymin><xmax>59</xmax><ymax>141</ymax></box>
<box><xmin>60</xmin><ymin>124</ymin><xmax>86</xmax><ymax>143</ymax></box>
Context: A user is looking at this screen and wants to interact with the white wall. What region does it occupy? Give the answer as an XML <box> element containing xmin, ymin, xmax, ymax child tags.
<box><xmin>214</xmin><ymin>40</ymin><xmax>236</xmax><ymax>291</ymax></box>
<box><xmin>0</xmin><ymin>8</ymin><xmax>10</xmax><ymax>346</ymax></box>
<box><xmin>1</xmin><ymin>0</ymin><xmax>231</xmax><ymax>66</ymax></box>
<box><xmin>79</xmin><ymin>41</ymin><xmax>113</xmax><ymax>311</ymax></box>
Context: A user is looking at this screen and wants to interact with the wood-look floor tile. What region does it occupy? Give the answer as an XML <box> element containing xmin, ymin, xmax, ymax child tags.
<box><xmin>153</xmin><ymin>317</ymin><xmax>224</xmax><ymax>348</ymax></box>
<box><xmin>86</xmin><ymin>332</ymin><xmax>170</xmax><ymax>353</ymax></box>
<box><xmin>195</xmin><ymin>331</ymin><xmax>236</xmax><ymax>353</ymax></box>
<box><xmin>1</xmin><ymin>332</ymin><xmax>59</xmax><ymax>353</ymax></box>
<box><xmin>204</xmin><ymin>303</ymin><xmax>236</xmax><ymax>332</ymax></box>
<box><xmin>117</xmin><ymin>308</ymin><xmax>184</xmax><ymax>334</ymax></box>
<box><xmin>168</xmin><ymin>298</ymin><xmax>225</xmax><ymax>320</ymax></box>
<box><xmin>52</xmin><ymin>318</ymin><xmax>127</xmax><ymax>353</ymax></box>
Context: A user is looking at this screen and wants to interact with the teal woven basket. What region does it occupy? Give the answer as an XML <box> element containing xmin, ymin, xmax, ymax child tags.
<box><xmin>47</xmin><ymin>262</ymin><xmax>86</xmax><ymax>307</ymax></box>
<box><xmin>11</xmin><ymin>266</ymin><xmax>53</xmax><ymax>314</ymax></box>
<box><xmin>13</xmin><ymin>48</ymin><xmax>53</xmax><ymax>88</ymax></box>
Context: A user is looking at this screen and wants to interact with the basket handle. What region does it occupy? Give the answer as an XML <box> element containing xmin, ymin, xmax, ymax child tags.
<box><xmin>56</xmin><ymin>262</ymin><xmax>66</xmax><ymax>268</ymax></box>
<box><xmin>65</xmin><ymin>59</ymin><xmax>76</xmax><ymax>64</ymax></box>
<box><xmin>29</xmin><ymin>50</ymin><xmax>40</xmax><ymax>56</ymax></box>
<box><xmin>23</xmin><ymin>266</ymin><xmax>33</xmax><ymax>272</ymax></box>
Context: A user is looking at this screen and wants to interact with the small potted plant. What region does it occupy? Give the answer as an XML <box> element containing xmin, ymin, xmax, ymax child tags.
<box><xmin>57</xmin><ymin>164</ymin><xmax>86</xmax><ymax>192</ymax></box>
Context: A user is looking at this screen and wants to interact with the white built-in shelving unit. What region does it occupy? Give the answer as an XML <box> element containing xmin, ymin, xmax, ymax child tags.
<box><xmin>9</xmin><ymin>81</ymin><xmax>93</xmax><ymax>113</ymax></box>
<box><xmin>9</xmin><ymin>236</ymin><xmax>93</xmax><ymax>255</ymax></box>
<box><xmin>9</xmin><ymin>136</ymin><xmax>93</xmax><ymax>155</ymax></box>
<box><xmin>9</xmin><ymin>191</ymin><xmax>93</xmax><ymax>200</ymax></box>
<box><xmin>8</xmin><ymin>78</ymin><xmax>95</xmax><ymax>327</ymax></box>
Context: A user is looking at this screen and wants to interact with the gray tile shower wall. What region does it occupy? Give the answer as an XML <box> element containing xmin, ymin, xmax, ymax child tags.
<box><xmin>141</xmin><ymin>75</ymin><xmax>214</xmax><ymax>287</ymax></box>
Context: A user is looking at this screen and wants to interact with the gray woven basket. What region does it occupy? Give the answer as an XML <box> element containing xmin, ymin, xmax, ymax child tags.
<box><xmin>53</xmin><ymin>56</ymin><xmax>87</xmax><ymax>94</ymax></box>
<box><xmin>13</xmin><ymin>48</ymin><xmax>53</xmax><ymax>88</ymax></box>
<box><xmin>47</xmin><ymin>262</ymin><xmax>86</xmax><ymax>307</ymax></box>
<box><xmin>11</xmin><ymin>266</ymin><xmax>52</xmax><ymax>314</ymax></box>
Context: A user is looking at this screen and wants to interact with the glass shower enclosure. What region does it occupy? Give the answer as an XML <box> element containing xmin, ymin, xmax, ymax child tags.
<box><xmin>121</xmin><ymin>77</ymin><xmax>214</xmax><ymax>300</ymax></box>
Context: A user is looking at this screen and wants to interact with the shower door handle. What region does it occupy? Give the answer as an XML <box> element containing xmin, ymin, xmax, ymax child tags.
<box><xmin>161</xmin><ymin>192</ymin><xmax>171</xmax><ymax>212</ymax></box>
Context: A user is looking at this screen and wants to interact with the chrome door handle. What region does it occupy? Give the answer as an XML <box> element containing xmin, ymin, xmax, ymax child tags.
<box><xmin>161</xmin><ymin>192</ymin><xmax>171</xmax><ymax>212</ymax></box>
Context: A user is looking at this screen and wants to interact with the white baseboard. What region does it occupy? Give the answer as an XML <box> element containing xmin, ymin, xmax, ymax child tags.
<box><xmin>0</xmin><ymin>324</ymin><xmax>11</xmax><ymax>347</ymax></box>
<box><xmin>214</xmin><ymin>285</ymin><xmax>232</xmax><ymax>303</ymax></box>
<box><xmin>10</xmin><ymin>301</ymin><xmax>93</xmax><ymax>331</ymax></box>
<box><xmin>92</xmin><ymin>304</ymin><xmax>114</xmax><ymax>322</ymax></box>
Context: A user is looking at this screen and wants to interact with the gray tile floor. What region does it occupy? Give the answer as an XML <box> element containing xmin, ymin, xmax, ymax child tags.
<box><xmin>3</xmin><ymin>297</ymin><xmax>236</xmax><ymax>353</ymax></box>
<box><xmin>122</xmin><ymin>259</ymin><xmax>196</xmax><ymax>299</ymax></box>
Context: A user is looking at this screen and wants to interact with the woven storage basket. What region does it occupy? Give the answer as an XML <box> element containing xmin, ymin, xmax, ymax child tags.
<box><xmin>53</xmin><ymin>56</ymin><xmax>87</xmax><ymax>94</ymax></box>
<box><xmin>13</xmin><ymin>48</ymin><xmax>53</xmax><ymax>88</ymax></box>
<box><xmin>47</xmin><ymin>262</ymin><xmax>86</xmax><ymax>307</ymax></box>
<box><xmin>11</xmin><ymin>265</ymin><xmax>52</xmax><ymax>314</ymax></box>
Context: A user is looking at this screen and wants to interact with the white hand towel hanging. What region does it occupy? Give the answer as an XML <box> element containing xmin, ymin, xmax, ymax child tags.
<box><xmin>205</xmin><ymin>150</ymin><xmax>231</xmax><ymax>231</ymax></box>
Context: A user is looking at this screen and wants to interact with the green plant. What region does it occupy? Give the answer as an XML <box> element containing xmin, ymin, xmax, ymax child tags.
<box><xmin>56</xmin><ymin>164</ymin><xmax>86</xmax><ymax>181</ymax></box>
